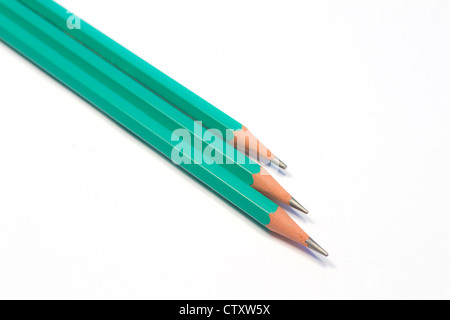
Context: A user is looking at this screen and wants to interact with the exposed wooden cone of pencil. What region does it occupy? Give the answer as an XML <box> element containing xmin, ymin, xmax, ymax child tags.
<box><xmin>233</xmin><ymin>126</ymin><xmax>287</xmax><ymax>170</ymax></box>
<box><xmin>252</xmin><ymin>168</ymin><xmax>308</xmax><ymax>214</ymax></box>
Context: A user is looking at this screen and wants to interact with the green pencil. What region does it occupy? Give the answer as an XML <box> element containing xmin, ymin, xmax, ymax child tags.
<box><xmin>18</xmin><ymin>0</ymin><xmax>288</xmax><ymax>170</ymax></box>
<box><xmin>0</xmin><ymin>1</ymin><xmax>327</xmax><ymax>256</ymax></box>
<box><xmin>9</xmin><ymin>0</ymin><xmax>307</xmax><ymax>213</ymax></box>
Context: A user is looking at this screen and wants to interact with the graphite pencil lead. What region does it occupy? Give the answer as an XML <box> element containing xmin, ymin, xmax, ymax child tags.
<box><xmin>305</xmin><ymin>238</ymin><xmax>329</xmax><ymax>257</ymax></box>
<box><xmin>272</xmin><ymin>157</ymin><xmax>288</xmax><ymax>170</ymax></box>
<box><xmin>290</xmin><ymin>198</ymin><xmax>309</xmax><ymax>214</ymax></box>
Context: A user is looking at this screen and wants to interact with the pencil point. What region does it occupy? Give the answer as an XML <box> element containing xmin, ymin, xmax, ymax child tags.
<box><xmin>306</xmin><ymin>238</ymin><xmax>329</xmax><ymax>257</ymax></box>
<box><xmin>290</xmin><ymin>198</ymin><xmax>309</xmax><ymax>214</ymax></box>
<box><xmin>271</xmin><ymin>157</ymin><xmax>287</xmax><ymax>170</ymax></box>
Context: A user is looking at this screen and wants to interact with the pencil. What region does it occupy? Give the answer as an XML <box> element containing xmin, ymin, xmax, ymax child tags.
<box><xmin>0</xmin><ymin>2</ymin><xmax>327</xmax><ymax>255</ymax></box>
<box><xmin>8</xmin><ymin>0</ymin><xmax>307</xmax><ymax>213</ymax></box>
<box><xmin>19</xmin><ymin>0</ymin><xmax>289</xmax><ymax>170</ymax></box>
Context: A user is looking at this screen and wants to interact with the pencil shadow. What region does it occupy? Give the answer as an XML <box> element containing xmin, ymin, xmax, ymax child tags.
<box><xmin>269</xmin><ymin>232</ymin><xmax>332</xmax><ymax>267</ymax></box>
<box><xmin>261</xmin><ymin>161</ymin><xmax>289</xmax><ymax>177</ymax></box>
<box><xmin>278</xmin><ymin>170</ymin><xmax>294</xmax><ymax>178</ymax></box>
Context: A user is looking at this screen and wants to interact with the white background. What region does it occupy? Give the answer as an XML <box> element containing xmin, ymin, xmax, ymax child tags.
<box><xmin>1</xmin><ymin>0</ymin><xmax>450</xmax><ymax>300</ymax></box>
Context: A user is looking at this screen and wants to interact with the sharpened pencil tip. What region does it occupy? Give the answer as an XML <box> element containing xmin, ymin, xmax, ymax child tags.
<box><xmin>290</xmin><ymin>198</ymin><xmax>309</xmax><ymax>214</ymax></box>
<box><xmin>306</xmin><ymin>238</ymin><xmax>329</xmax><ymax>257</ymax></box>
<box><xmin>272</xmin><ymin>157</ymin><xmax>288</xmax><ymax>170</ymax></box>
